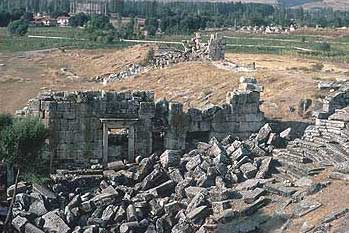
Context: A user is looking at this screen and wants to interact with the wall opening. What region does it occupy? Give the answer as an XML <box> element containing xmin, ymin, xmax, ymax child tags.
<box><xmin>108</xmin><ymin>128</ymin><xmax>128</xmax><ymax>161</ymax></box>
<box><xmin>185</xmin><ymin>131</ymin><xmax>210</xmax><ymax>151</ymax></box>
<box><xmin>152</xmin><ymin>131</ymin><xmax>165</xmax><ymax>153</ymax></box>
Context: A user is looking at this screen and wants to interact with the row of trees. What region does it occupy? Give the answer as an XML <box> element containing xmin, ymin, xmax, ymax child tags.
<box><xmin>2</xmin><ymin>1</ymin><xmax>349</xmax><ymax>28</ymax></box>
<box><xmin>3</xmin><ymin>1</ymin><xmax>349</xmax><ymax>38</ymax></box>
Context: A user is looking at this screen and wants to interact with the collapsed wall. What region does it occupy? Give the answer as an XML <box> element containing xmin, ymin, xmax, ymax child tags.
<box><xmin>18</xmin><ymin>80</ymin><xmax>264</xmax><ymax>167</ymax></box>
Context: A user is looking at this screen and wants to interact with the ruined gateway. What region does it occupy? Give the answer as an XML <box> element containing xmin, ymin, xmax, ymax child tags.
<box><xmin>18</xmin><ymin>79</ymin><xmax>264</xmax><ymax>168</ymax></box>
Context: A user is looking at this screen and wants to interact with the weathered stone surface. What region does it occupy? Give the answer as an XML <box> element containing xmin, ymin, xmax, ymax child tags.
<box><xmin>293</xmin><ymin>200</ymin><xmax>322</xmax><ymax>217</ymax></box>
<box><xmin>25</xmin><ymin>222</ymin><xmax>45</xmax><ymax>233</ymax></box>
<box><xmin>295</xmin><ymin>177</ymin><xmax>313</xmax><ymax>187</ymax></box>
<box><xmin>42</xmin><ymin>211</ymin><xmax>71</xmax><ymax>233</ymax></box>
<box><xmin>33</xmin><ymin>183</ymin><xmax>57</xmax><ymax>200</ymax></box>
<box><xmin>185</xmin><ymin>155</ymin><xmax>202</xmax><ymax>171</ymax></box>
<box><xmin>186</xmin><ymin>189</ymin><xmax>209</xmax><ymax>213</ymax></box>
<box><xmin>187</xmin><ymin>205</ymin><xmax>209</xmax><ymax>224</ymax></box>
<box><xmin>256</xmin><ymin>123</ymin><xmax>272</xmax><ymax>143</ymax></box>
<box><xmin>7</xmin><ymin>182</ymin><xmax>30</xmax><ymax>197</ymax></box>
<box><xmin>265</xmin><ymin>183</ymin><xmax>298</xmax><ymax>197</ymax></box>
<box><xmin>12</xmin><ymin>215</ymin><xmax>28</xmax><ymax>232</ymax></box>
<box><xmin>255</xmin><ymin>157</ymin><xmax>272</xmax><ymax>179</ymax></box>
<box><xmin>240</xmin><ymin>188</ymin><xmax>266</xmax><ymax>204</ymax></box>
<box><xmin>160</xmin><ymin>150</ymin><xmax>181</xmax><ymax>169</ymax></box>
<box><xmin>107</xmin><ymin>161</ymin><xmax>125</xmax><ymax>171</ymax></box>
<box><xmin>240</xmin><ymin>163</ymin><xmax>258</xmax><ymax>179</ymax></box>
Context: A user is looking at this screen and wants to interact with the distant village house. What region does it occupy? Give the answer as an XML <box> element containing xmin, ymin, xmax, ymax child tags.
<box><xmin>57</xmin><ymin>16</ymin><xmax>70</xmax><ymax>27</ymax></box>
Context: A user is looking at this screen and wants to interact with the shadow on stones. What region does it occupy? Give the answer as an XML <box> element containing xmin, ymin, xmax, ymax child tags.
<box><xmin>268</xmin><ymin>119</ymin><xmax>311</xmax><ymax>139</ymax></box>
<box><xmin>216</xmin><ymin>211</ymin><xmax>289</xmax><ymax>233</ymax></box>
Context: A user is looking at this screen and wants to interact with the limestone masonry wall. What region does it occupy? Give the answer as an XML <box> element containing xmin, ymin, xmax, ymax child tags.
<box><xmin>19</xmin><ymin>81</ymin><xmax>264</xmax><ymax>167</ymax></box>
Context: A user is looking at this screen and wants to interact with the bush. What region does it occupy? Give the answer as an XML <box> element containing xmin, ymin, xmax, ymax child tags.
<box><xmin>0</xmin><ymin>113</ymin><xmax>13</xmax><ymax>132</ymax></box>
<box><xmin>69</xmin><ymin>13</ymin><xmax>90</xmax><ymax>27</ymax></box>
<box><xmin>7</xmin><ymin>19</ymin><xmax>29</xmax><ymax>36</ymax></box>
<box><xmin>0</xmin><ymin>117</ymin><xmax>48</xmax><ymax>172</ymax></box>
<box><xmin>141</xmin><ymin>48</ymin><xmax>155</xmax><ymax>66</ymax></box>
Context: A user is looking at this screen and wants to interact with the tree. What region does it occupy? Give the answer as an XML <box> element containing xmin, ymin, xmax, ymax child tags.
<box><xmin>21</xmin><ymin>11</ymin><xmax>33</xmax><ymax>22</ymax></box>
<box><xmin>86</xmin><ymin>15</ymin><xmax>114</xmax><ymax>32</ymax></box>
<box><xmin>7</xmin><ymin>19</ymin><xmax>29</xmax><ymax>36</ymax></box>
<box><xmin>69</xmin><ymin>13</ymin><xmax>90</xmax><ymax>27</ymax></box>
<box><xmin>9</xmin><ymin>8</ymin><xmax>25</xmax><ymax>21</ymax></box>
<box><xmin>0</xmin><ymin>10</ymin><xmax>11</xmax><ymax>27</ymax></box>
<box><xmin>0</xmin><ymin>117</ymin><xmax>48</xmax><ymax>172</ymax></box>
<box><xmin>86</xmin><ymin>15</ymin><xmax>116</xmax><ymax>43</ymax></box>
<box><xmin>144</xmin><ymin>17</ymin><xmax>158</xmax><ymax>36</ymax></box>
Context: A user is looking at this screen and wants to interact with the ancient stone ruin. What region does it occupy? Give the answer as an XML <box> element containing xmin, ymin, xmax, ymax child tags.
<box><xmin>100</xmin><ymin>33</ymin><xmax>225</xmax><ymax>84</ymax></box>
<box><xmin>8</xmin><ymin>80</ymin><xmax>349</xmax><ymax>233</ymax></box>
<box><xmin>18</xmin><ymin>78</ymin><xmax>264</xmax><ymax>168</ymax></box>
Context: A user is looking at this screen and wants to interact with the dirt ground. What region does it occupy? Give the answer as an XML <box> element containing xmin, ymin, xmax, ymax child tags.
<box><xmin>1</xmin><ymin>45</ymin><xmax>348</xmax><ymax>123</ymax></box>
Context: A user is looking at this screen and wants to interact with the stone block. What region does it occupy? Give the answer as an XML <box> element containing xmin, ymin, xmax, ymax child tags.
<box><xmin>256</xmin><ymin>157</ymin><xmax>272</xmax><ymax>179</ymax></box>
<box><xmin>42</xmin><ymin>211</ymin><xmax>71</xmax><ymax>233</ymax></box>
<box><xmin>160</xmin><ymin>150</ymin><xmax>181</xmax><ymax>169</ymax></box>
<box><xmin>12</xmin><ymin>215</ymin><xmax>28</xmax><ymax>232</ymax></box>
<box><xmin>187</xmin><ymin>206</ymin><xmax>209</xmax><ymax>224</ymax></box>
<box><xmin>240</xmin><ymin>188</ymin><xmax>266</xmax><ymax>204</ymax></box>
<box><xmin>185</xmin><ymin>155</ymin><xmax>202</xmax><ymax>171</ymax></box>
<box><xmin>240</xmin><ymin>163</ymin><xmax>258</xmax><ymax>179</ymax></box>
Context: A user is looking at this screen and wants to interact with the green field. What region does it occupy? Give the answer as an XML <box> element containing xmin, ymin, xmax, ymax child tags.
<box><xmin>151</xmin><ymin>32</ymin><xmax>349</xmax><ymax>62</ymax></box>
<box><xmin>0</xmin><ymin>27</ymin><xmax>128</xmax><ymax>53</ymax></box>
<box><xmin>219</xmin><ymin>32</ymin><xmax>349</xmax><ymax>62</ymax></box>
<box><xmin>1</xmin><ymin>26</ymin><xmax>349</xmax><ymax>63</ymax></box>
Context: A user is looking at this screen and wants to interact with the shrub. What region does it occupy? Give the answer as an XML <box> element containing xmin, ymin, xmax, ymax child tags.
<box><xmin>0</xmin><ymin>117</ymin><xmax>48</xmax><ymax>172</ymax></box>
<box><xmin>141</xmin><ymin>48</ymin><xmax>155</xmax><ymax>66</ymax></box>
<box><xmin>0</xmin><ymin>113</ymin><xmax>13</xmax><ymax>131</ymax></box>
<box><xmin>7</xmin><ymin>19</ymin><xmax>29</xmax><ymax>36</ymax></box>
<box><xmin>69</xmin><ymin>13</ymin><xmax>90</xmax><ymax>27</ymax></box>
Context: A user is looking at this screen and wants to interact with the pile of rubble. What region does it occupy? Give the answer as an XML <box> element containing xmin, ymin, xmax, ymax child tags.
<box><xmin>99</xmin><ymin>33</ymin><xmax>225</xmax><ymax>84</ymax></box>
<box><xmin>150</xmin><ymin>49</ymin><xmax>189</xmax><ymax>69</ymax></box>
<box><xmin>96</xmin><ymin>64</ymin><xmax>147</xmax><ymax>84</ymax></box>
<box><xmin>9</xmin><ymin>124</ymin><xmax>296</xmax><ymax>233</ymax></box>
<box><xmin>317</xmin><ymin>80</ymin><xmax>349</xmax><ymax>90</ymax></box>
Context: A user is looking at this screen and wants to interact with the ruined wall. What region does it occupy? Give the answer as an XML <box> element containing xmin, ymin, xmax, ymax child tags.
<box><xmin>19</xmin><ymin>83</ymin><xmax>264</xmax><ymax>166</ymax></box>
<box><xmin>317</xmin><ymin>84</ymin><xmax>349</xmax><ymax>118</ymax></box>
<box><xmin>162</xmin><ymin>89</ymin><xmax>264</xmax><ymax>150</ymax></box>
<box><xmin>19</xmin><ymin>91</ymin><xmax>155</xmax><ymax>166</ymax></box>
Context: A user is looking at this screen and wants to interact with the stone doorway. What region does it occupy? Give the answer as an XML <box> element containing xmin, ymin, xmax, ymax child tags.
<box><xmin>108</xmin><ymin>128</ymin><xmax>128</xmax><ymax>161</ymax></box>
<box><xmin>100</xmin><ymin>118</ymin><xmax>138</xmax><ymax>164</ymax></box>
